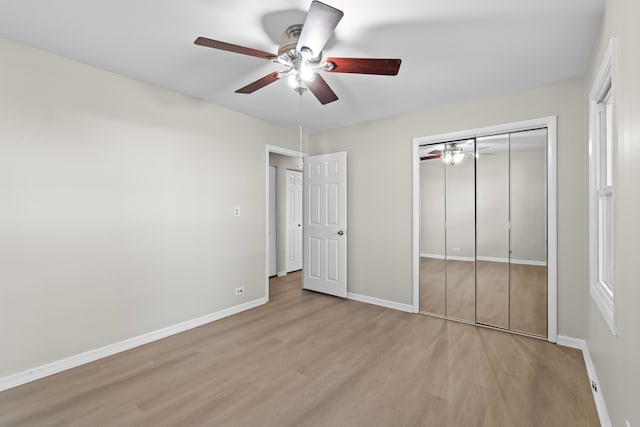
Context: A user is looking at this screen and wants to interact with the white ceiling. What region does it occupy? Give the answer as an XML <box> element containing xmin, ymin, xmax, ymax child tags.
<box><xmin>0</xmin><ymin>0</ymin><xmax>603</xmax><ymax>132</ymax></box>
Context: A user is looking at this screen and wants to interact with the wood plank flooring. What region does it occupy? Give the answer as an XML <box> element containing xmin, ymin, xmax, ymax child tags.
<box><xmin>0</xmin><ymin>272</ymin><xmax>599</xmax><ymax>426</ymax></box>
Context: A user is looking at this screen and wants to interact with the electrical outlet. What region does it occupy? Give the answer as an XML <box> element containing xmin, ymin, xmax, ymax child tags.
<box><xmin>233</xmin><ymin>207</ymin><xmax>240</xmax><ymax>217</ymax></box>
<box><xmin>591</xmin><ymin>380</ymin><xmax>598</xmax><ymax>392</ymax></box>
<box><xmin>235</xmin><ymin>287</ymin><xmax>245</xmax><ymax>295</ymax></box>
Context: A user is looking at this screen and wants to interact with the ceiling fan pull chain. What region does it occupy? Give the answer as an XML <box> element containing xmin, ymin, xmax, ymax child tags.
<box><xmin>298</xmin><ymin>93</ymin><xmax>304</xmax><ymax>169</ymax></box>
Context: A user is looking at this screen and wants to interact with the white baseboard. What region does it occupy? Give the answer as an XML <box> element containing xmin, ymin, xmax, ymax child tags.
<box><xmin>0</xmin><ymin>297</ymin><xmax>268</xmax><ymax>393</ymax></box>
<box><xmin>557</xmin><ymin>335</ymin><xmax>612</xmax><ymax>427</ymax></box>
<box><xmin>277</xmin><ymin>271</ymin><xmax>287</xmax><ymax>277</ymax></box>
<box><xmin>347</xmin><ymin>292</ymin><xmax>414</xmax><ymax>313</ymax></box>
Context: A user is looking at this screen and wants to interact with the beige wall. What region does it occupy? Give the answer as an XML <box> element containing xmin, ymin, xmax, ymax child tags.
<box><xmin>0</xmin><ymin>38</ymin><xmax>297</xmax><ymax>378</ymax></box>
<box><xmin>310</xmin><ymin>78</ymin><xmax>587</xmax><ymax>338</ymax></box>
<box><xmin>584</xmin><ymin>0</ymin><xmax>640</xmax><ymax>425</ymax></box>
<box><xmin>268</xmin><ymin>153</ymin><xmax>302</xmax><ymax>274</ymax></box>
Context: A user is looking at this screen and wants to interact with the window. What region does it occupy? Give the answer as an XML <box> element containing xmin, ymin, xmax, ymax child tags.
<box><xmin>589</xmin><ymin>38</ymin><xmax>616</xmax><ymax>334</ymax></box>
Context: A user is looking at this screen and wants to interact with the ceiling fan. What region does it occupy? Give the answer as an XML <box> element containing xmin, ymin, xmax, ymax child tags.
<box><xmin>194</xmin><ymin>1</ymin><xmax>402</xmax><ymax>105</ymax></box>
<box><xmin>420</xmin><ymin>144</ymin><xmax>494</xmax><ymax>164</ymax></box>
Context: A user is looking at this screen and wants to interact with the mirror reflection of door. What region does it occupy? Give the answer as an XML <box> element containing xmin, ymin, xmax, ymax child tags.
<box><xmin>419</xmin><ymin>128</ymin><xmax>548</xmax><ymax>337</ymax></box>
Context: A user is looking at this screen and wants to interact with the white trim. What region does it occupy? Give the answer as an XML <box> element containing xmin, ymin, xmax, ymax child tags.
<box><xmin>277</xmin><ymin>271</ymin><xmax>287</xmax><ymax>277</ymax></box>
<box><xmin>414</xmin><ymin>117</ymin><xmax>557</xmax><ymax>145</ymax></box>
<box><xmin>347</xmin><ymin>292</ymin><xmax>414</xmax><ymax>313</ymax></box>
<box><xmin>557</xmin><ymin>336</ymin><xmax>612</xmax><ymax>427</ymax></box>
<box><xmin>420</xmin><ymin>254</ymin><xmax>546</xmax><ymax>266</ymax></box>
<box><xmin>412</xmin><ymin>116</ymin><xmax>558</xmax><ymax>341</ymax></box>
<box><xmin>0</xmin><ymin>297</ymin><xmax>268</xmax><ymax>392</ymax></box>
<box><xmin>412</xmin><ymin>139</ymin><xmax>421</xmax><ymax>313</ymax></box>
<box><xmin>266</xmin><ymin>145</ymin><xmax>308</xmax><ymax>302</ymax></box>
<box><xmin>547</xmin><ymin>117</ymin><xmax>558</xmax><ymax>343</ymax></box>
<box><xmin>588</xmin><ymin>38</ymin><xmax>617</xmax><ymax>335</ymax></box>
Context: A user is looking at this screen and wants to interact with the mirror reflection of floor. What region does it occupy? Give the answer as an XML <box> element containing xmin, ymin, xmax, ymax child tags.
<box><xmin>419</xmin><ymin>257</ymin><xmax>547</xmax><ymax>337</ymax></box>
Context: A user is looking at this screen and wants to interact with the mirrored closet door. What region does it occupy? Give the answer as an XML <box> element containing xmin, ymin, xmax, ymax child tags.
<box><xmin>418</xmin><ymin>128</ymin><xmax>548</xmax><ymax>337</ymax></box>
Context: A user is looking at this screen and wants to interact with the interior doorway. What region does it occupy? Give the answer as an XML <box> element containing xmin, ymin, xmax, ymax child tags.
<box><xmin>265</xmin><ymin>145</ymin><xmax>348</xmax><ymax>302</ymax></box>
<box><xmin>265</xmin><ymin>145</ymin><xmax>306</xmax><ymax>301</ymax></box>
<box><xmin>268</xmin><ymin>166</ymin><xmax>277</xmax><ymax>277</ymax></box>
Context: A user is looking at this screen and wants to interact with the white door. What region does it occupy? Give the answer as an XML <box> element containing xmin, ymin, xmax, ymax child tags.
<box><xmin>303</xmin><ymin>152</ymin><xmax>347</xmax><ymax>298</ymax></box>
<box><xmin>268</xmin><ymin>166</ymin><xmax>277</xmax><ymax>277</ymax></box>
<box><xmin>286</xmin><ymin>170</ymin><xmax>303</xmax><ymax>272</ymax></box>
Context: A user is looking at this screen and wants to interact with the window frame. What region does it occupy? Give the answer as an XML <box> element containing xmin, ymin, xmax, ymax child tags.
<box><xmin>589</xmin><ymin>38</ymin><xmax>617</xmax><ymax>335</ymax></box>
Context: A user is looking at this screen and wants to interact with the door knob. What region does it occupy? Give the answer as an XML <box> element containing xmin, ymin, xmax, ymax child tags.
<box><xmin>337</xmin><ymin>230</ymin><xmax>344</xmax><ymax>236</ymax></box>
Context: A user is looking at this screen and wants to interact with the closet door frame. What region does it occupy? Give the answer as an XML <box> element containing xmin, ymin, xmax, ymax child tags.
<box><xmin>412</xmin><ymin>116</ymin><xmax>557</xmax><ymax>343</ymax></box>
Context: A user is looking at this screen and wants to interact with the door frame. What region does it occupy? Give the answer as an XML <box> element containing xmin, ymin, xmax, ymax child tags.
<box><xmin>268</xmin><ymin>165</ymin><xmax>277</xmax><ymax>277</ymax></box>
<box><xmin>411</xmin><ymin>116</ymin><xmax>558</xmax><ymax>342</ymax></box>
<box><xmin>265</xmin><ymin>145</ymin><xmax>307</xmax><ymax>302</ymax></box>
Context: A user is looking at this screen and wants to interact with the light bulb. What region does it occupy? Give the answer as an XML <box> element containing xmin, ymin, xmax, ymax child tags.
<box><xmin>453</xmin><ymin>152</ymin><xmax>464</xmax><ymax>163</ymax></box>
<box><xmin>299</xmin><ymin>65</ymin><xmax>315</xmax><ymax>82</ymax></box>
<box><xmin>288</xmin><ymin>74</ymin><xmax>299</xmax><ymax>88</ymax></box>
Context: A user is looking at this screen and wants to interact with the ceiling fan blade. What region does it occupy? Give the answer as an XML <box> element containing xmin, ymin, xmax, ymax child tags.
<box><xmin>194</xmin><ymin>37</ymin><xmax>276</xmax><ymax>60</ymax></box>
<box><xmin>325</xmin><ymin>58</ymin><xmax>402</xmax><ymax>75</ymax></box>
<box><xmin>420</xmin><ymin>155</ymin><xmax>442</xmax><ymax>161</ymax></box>
<box><xmin>297</xmin><ymin>1</ymin><xmax>344</xmax><ymax>58</ymax></box>
<box><xmin>306</xmin><ymin>74</ymin><xmax>338</xmax><ymax>105</ymax></box>
<box><xmin>235</xmin><ymin>72</ymin><xmax>281</xmax><ymax>94</ymax></box>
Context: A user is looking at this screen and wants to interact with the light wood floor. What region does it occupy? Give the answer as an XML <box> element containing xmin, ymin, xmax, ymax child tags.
<box><xmin>420</xmin><ymin>258</ymin><xmax>547</xmax><ymax>336</ymax></box>
<box><xmin>0</xmin><ymin>272</ymin><xmax>598</xmax><ymax>426</ymax></box>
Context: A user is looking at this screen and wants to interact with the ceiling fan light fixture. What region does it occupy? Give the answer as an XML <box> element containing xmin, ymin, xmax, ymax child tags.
<box><xmin>299</xmin><ymin>65</ymin><xmax>315</xmax><ymax>82</ymax></box>
<box><xmin>300</xmin><ymin>46</ymin><xmax>314</xmax><ymax>61</ymax></box>
<box><xmin>288</xmin><ymin>74</ymin><xmax>300</xmax><ymax>88</ymax></box>
<box><xmin>194</xmin><ymin>1</ymin><xmax>401</xmax><ymax>105</ymax></box>
<box><xmin>288</xmin><ymin>74</ymin><xmax>307</xmax><ymax>94</ymax></box>
<box><xmin>442</xmin><ymin>144</ymin><xmax>465</xmax><ymax>165</ymax></box>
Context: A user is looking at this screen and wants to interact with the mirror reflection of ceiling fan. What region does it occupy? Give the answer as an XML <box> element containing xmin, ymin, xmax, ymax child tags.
<box><xmin>194</xmin><ymin>1</ymin><xmax>402</xmax><ymax>105</ymax></box>
<box><xmin>420</xmin><ymin>143</ymin><xmax>494</xmax><ymax>164</ymax></box>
